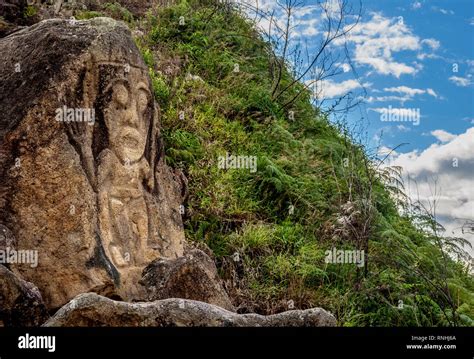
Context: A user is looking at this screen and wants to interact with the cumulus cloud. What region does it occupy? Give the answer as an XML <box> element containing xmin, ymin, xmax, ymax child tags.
<box><xmin>431</xmin><ymin>129</ymin><xmax>456</xmax><ymax>143</ymax></box>
<box><xmin>338</xmin><ymin>13</ymin><xmax>436</xmax><ymax>77</ymax></box>
<box><xmin>388</xmin><ymin>128</ymin><xmax>474</xmax><ymax>176</ymax></box>
<box><xmin>385</xmin><ymin>127</ymin><xmax>474</xmax><ymax>256</ymax></box>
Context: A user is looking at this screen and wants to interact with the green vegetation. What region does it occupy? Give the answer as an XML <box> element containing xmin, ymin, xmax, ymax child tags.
<box><xmin>76</xmin><ymin>2</ymin><xmax>134</xmax><ymax>23</ymax></box>
<box><xmin>23</xmin><ymin>5</ymin><xmax>37</xmax><ymax>18</ymax></box>
<box><xmin>75</xmin><ymin>11</ymin><xmax>104</xmax><ymax>20</ymax></box>
<box><xmin>102</xmin><ymin>2</ymin><xmax>134</xmax><ymax>24</ymax></box>
<box><xmin>133</xmin><ymin>0</ymin><xmax>473</xmax><ymax>326</ymax></box>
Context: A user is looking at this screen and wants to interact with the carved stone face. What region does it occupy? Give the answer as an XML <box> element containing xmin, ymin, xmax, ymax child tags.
<box><xmin>103</xmin><ymin>67</ymin><xmax>152</xmax><ymax>163</ymax></box>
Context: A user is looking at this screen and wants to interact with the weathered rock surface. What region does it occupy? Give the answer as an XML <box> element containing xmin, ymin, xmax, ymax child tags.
<box><xmin>44</xmin><ymin>293</ymin><xmax>337</xmax><ymax>327</ymax></box>
<box><xmin>140</xmin><ymin>248</ymin><xmax>235</xmax><ymax>311</ymax></box>
<box><xmin>0</xmin><ymin>264</ymin><xmax>49</xmax><ymax>326</ymax></box>
<box><xmin>0</xmin><ymin>18</ymin><xmax>186</xmax><ymax>309</ymax></box>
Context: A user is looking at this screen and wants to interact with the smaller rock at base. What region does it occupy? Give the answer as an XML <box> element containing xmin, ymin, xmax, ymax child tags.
<box><xmin>43</xmin><ymin>293</ymin><xmax>337</xmax><ymax>327</ymax></box>
<box><xmin>0</xmin><ymin>264</ymin><xmax>49</xmax><ymax>326</ymax></box>
<box><xmin>140</xmin><ymin>249</ymin><xmax>235</xmax><ymax>311</ymax></box>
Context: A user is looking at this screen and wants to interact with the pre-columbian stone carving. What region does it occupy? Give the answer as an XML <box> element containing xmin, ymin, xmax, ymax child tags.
<box><xmin>0</xmin><ymin>18</ymin><xmax>185</xmax><ymax>309</ymax></box>
<box><xmin>96</xmin><ymin>68</ymin><xmax>156</xmax><ymax>269</ymax></box>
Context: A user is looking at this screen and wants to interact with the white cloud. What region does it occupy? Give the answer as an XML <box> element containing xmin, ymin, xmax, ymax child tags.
<box><xmin>341</xmin><ymin>63</ymin><xmax>351</xmax><ymax>73</ymax></box>
<box><xmin>421</xmin><ymin>38</ymin><xmax>440</xmax><ymax>50</ymax></box>
<box><xmin>366</xmin><ymin>95</ymin><xmax>411</xmax><ymax>103</ymax></box>
<box><xmin>310</xmin><ymin>79</ymin><xmax>368</xmax><ymax>99</ymax></box>
<box><xmin>378</xmin><ymin>145</ymin><xmax>398</xmax><ymax>157</ymax></box>
<box><xmin>439</xmin><ymin>8</ymin><xmax>454</xmax><ymax>15</ymax></box>
<box><xmin>411</xmin><ymin>1</ymin><xmax>422</xmax><ymax>10</ymax></box>
<box><xmin>301</xmin><ymin>25</ymin><xmax>319</xmax><ymax>37</ymax></box>
<box><xmin>416</xmin><ymin>52</ymin><xmax>441</xmax><ymax>61</ymax></box>
<box><xmin>239</xmin><ymin>0</ymin><xmax>278</xmax><ymax>12</ymax></box>
<box><xmin>449</xmin><ymin>75</ymin><xmax>473</xmax><ymax>87</ymax></box>
<box><xmin>431</xmin><ymin>129</ymin><xmax>456</xmax><ymax>143</ymax></box>
<box><xmin>322</xmin><ymin>0</ymin><xmax>345</xmax><ymax>18</ymax></box>
<box><xmin>367</xmin><ymin>86</ymin><xmax>439</xmax><ymax>103</ymax></box>
<box><xmin>426</xmin><ymin>88</ymin><xmax>437</xmax><ymax>97</ymax></box>
<box><xmin>397</xmin><ymin>124</ymin><xmax>411</xmax><ymax>132</ymax></box>
<box><xmin>247</xmin><ymin>5</ymin><xmax>440</xmax><ymax>81</ymax></box>
<box><xmin>339</xmin><ymin>13</ymin><xmax>432</xmax><ymax>77</ymax></box>
<box><xmin>431</xmin><ymin>6</ymin><xmax>455</xmax><ymax>15</ymax></box>
<box><xmin>384</xmin><ymin>86</ymin><xmax>425</xmax><ymax>97</ymax></box>
<box><xmin>293</xmin><ymin>5</ymin><xmax>319</xmax><ymax>18</ymax></box>
<box><xmin>385</xmin><ymin>127</ymin><xmax>474</xmax><ymax>256</ymax></box>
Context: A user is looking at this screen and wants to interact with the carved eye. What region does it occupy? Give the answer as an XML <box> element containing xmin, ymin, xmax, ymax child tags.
<box><xmin>113</xmin><ymin>84</ymin><xmax>129</xmax><ymax>107</ymax></box>
<box><xmin>137</xmin><ymin>90</ymin><xmax>149</xmax><ymax>113</ymax></box>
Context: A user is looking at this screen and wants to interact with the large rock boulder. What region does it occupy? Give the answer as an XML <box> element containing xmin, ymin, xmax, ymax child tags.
<box><xmin>0</xmin><ymin>264</ymin><xmax>49</xmax><ymax>326</ymax></box>
<box><xmin>0</xmin><ymin>18</ymin><xmax>185</xmax><ymax>309</ymax></box>
<box><xmin>43</xmin><ymin>293</ymin><xmax>337</xmax><ymax>327</ymax></box>
<box><xmin>140</xmin><ymin>248</ymin><xmax>235</xmax><ymax>311</ymax></box>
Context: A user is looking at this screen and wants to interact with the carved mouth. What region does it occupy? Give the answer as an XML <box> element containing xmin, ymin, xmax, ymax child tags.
<box><xmin>120</xmin><ymin>129</ymin><xmax>142</xmax><ymax>149</ymax></box>
<box><xmin>123</xmin><ymin>134</ymin><xmax>139</xmax><ymax>148</ymax></box>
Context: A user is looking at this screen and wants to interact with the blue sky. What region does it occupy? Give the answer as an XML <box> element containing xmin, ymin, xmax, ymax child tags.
<box><xmin>280</xmin><ymin>0</ymin><xmax>474</xmax><ymax>153</ymax></box>
<box><xmin>243</xmin><ymin>0</ymin><xmax>473</xmax><ymax>255</ymax></box>
<box><xmin>355</xmin><ymin>0</ymin><xmax>473</xmax><ymax>153</ymax></box>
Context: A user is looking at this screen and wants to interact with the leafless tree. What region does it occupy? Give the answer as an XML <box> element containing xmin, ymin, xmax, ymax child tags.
<box><xmin>231</xmin><ymin>0</ymin><xmax>365</xmax><ymax>116</ymax></box>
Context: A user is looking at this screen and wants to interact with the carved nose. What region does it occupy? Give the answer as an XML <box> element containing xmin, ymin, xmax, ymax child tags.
<box><xmin>124</xmin><ymin>101</ymin><xmax>140</xmax><ymax>128</ymax></box>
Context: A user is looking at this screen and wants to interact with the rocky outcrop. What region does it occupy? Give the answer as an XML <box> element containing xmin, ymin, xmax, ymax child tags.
<box><xmin>0</xmin><ymin>18</ymin><xmax>186</xmax><ymax>309</ymax></box>
<box><xmin>43</xmin><ymin>293</ymin><xmax>337</xmax><ymax>327</ymax></box>
<box><xmin>0</xmin><ymin>264</ymin><xmax>49</xmax><ymax>326</ymax></box>
<box><xmin>140</xmin><ymin>249</ymin><xmax>235</xmax><ymax>311</ymax></box>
